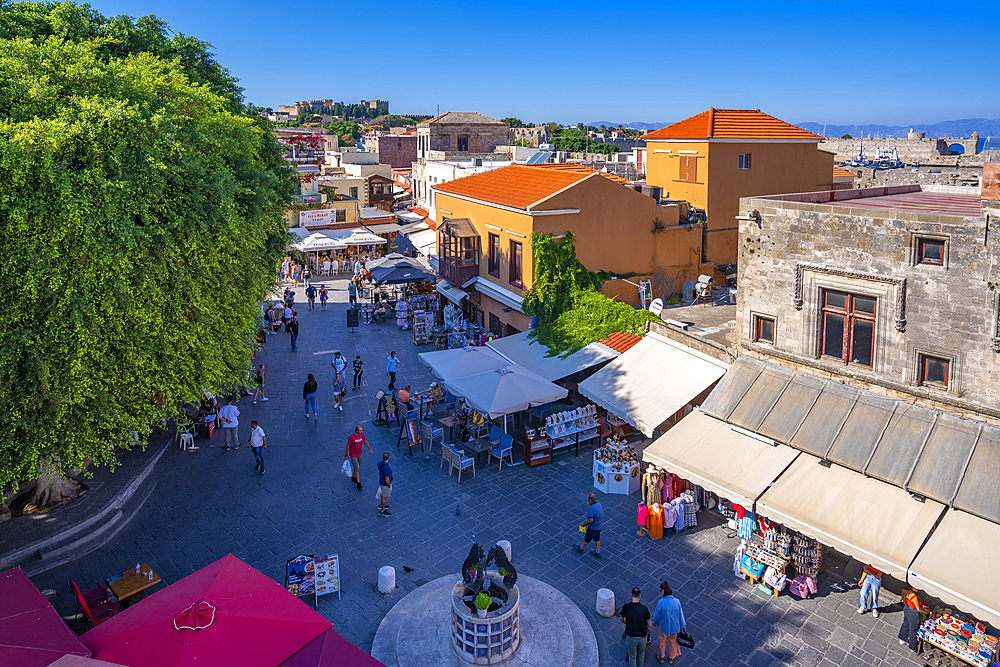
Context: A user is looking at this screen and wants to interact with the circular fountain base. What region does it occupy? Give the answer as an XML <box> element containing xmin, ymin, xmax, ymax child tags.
<box><xmin>372</xmin><ymin>574</ymin><xmax>598</xmax><ymax>667</ymax></box>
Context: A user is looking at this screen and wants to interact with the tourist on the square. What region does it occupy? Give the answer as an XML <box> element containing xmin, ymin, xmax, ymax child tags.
<box><xmin>291</xmin><ymin>261</ymin><xmax>299</xmax><ymax>287</ymax></box>
<box><xmin>282</xmin><ymin>302</ymin><xmax>293</xmax><ymax>325</ymax></box>
<box><xmin>253</xmin><ymin>364</ymin><xmax>268</xmax><ymax>404</ymax></box>
<box><xmin>353</xmin><ymin>355</ymin><xmax>364</xmax><ymax>390</ymax></box>
<box><xmin>332</xmin><ymin>371</ymin><xmax>347</xmax><ymax>411</ymax></box>
<box><xmin>898</xmin><ymin>585</ymin><xmax>922</xmax><ymax>652</ymax></box>
<box><xmin>319</xmin><ymin>284</ymin><xmax>328</xmax><ymax>310</ymax></box>
<box><xmin>377</xmin><ymin>452</ymin><xmax>392</xmax><ymax>516</ymax></box>
<box><xmin>287</xmin><ymin>315</ymin><xmax>299</xmax><ymax>351</ymax></box>
<box><xmin>302</xmin><ymin>265</ymin><xmax>312</xmax><ymax>288</ymax></box>
<box><xmin>303</xmin><ymin>373</ymin><xmax>318</xmax><ymax>421</ymax></box>
<box><xmin>344</xmin><ymin>425</ymin><xmax>372</xmax><ymax>491</ymax></box>
<box><xmin>397</xmin><ymin>385</ymin><xmax>411</xmax><ymax>415</ymax></box>
<box><xmin>281</xmin><ymin>257</ymin><xmax>290</xmax><ymax>282</ymax></box>
<box><xmin>619</xmin><ymin>587</ymin><xmax>652</xmax><ymax>667</ymax></box>
<box><xmin>348</xmin><ymin>279</ymin><xmax>358</xmax><ymax>308</ymax></box>
<box><xmin>305</xmin><ymin>283</ymin><xmax>316</xmax><ymax>309</ymax></box>
<box><xmin>246</xmin><ymin>419</ymin><xmax>266</xmax><ymax>475</ymax></box>
<box><xmin>652</xmin><ymin>580</ymin><xmax>686</xmax><ymax>665</ymax></box>
<box><xmin>219</xmin><ymin>395</ymin><xmax>240</xmax><ymax>451</ymax></box>
<box><xmin>386</xmin><ymin>350</ymin><xmax>400</xmax><ymax>390</ymax></box>
<box><xmin>573</xmin><ymin>493</ymin><xmax>604</xmax><ymax>558</ymax></box>
<box><xmin>857</xmin><ymin>563</ymin><xmax>882</xmax><ymax>617</ymax></box>
<box><xmin>331</xmin><ymin>351</ymin><xmax>347</xmax><ymax>375</ymax></box>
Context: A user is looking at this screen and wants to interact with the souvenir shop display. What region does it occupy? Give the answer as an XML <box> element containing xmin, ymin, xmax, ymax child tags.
<box><xmin>545</xmin><ymin>405</ymin><xmax>601</xmax><ymax>456</ymax></box>
<box><xmin>395</xmin><ymin>299</ymin><xmax>410</xmax><ymax>329</ymax></box>
<box><xmin>918</xmin><ymin>612</ymin><xmax>999</xmax><ymax>667</ymax></box>
<box><xmin>524</xmin><ymin>432</ymin><xmax>552</xmax><ymax>467</ymax></box>
<box><xmin>791</xmin><ymin>535</ymin><xmax>824</xmax><ymax>577</ymax></box>
<box><xmin>412</xmin><ymin>310</ymin><xmax>432</xmax><ymax>344</ymax></box>
<box><xmin>592</xmin><ymin>434</ymin><xmax>640</xmax><ymax>495</ymax></box>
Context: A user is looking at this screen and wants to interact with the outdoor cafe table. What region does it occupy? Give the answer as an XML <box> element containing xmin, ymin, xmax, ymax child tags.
<box><xmin>462</xmin><ymin>438</ymin><xmax>493</xmax><ymax>464</ymax></box>
<box><xmin>107</xmin><ymin>563</ymin><xmax>162</xmax><ymax>608</ymax></box>
<box><xmin>438</xmin><ymin>417</ymin><xmax>456</xmax><ymax>445</ymax></box>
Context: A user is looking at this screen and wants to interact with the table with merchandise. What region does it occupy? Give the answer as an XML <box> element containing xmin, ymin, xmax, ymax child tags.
<box><xmin>917</xmin><ymin>613</ymin><xmax>999</xmax><ymax>667</ymax></box>
<box><xmin>592</xmin><ymin>434</ymin><xmax>640</xmax><ymax>494</ymax></box>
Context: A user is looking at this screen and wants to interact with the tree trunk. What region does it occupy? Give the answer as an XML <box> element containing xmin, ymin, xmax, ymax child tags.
<box><xmin>25</xmin><ymin>462</ymin><xmax>83</xmax><ymax>512</ymax></box>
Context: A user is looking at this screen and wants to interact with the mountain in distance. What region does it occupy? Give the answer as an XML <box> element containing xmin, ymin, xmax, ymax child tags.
<box><xmin>796</xmin><ymin>118</ymin><xmax>1000</xmax><ymax>139</ymax></box>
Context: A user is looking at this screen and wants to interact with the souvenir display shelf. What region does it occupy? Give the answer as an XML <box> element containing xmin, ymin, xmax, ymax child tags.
<box><xmin>412</xmin><ymin>310</ymin><xmax>432</xmax><ymax>344</ymax></box>
<box><xmin>545</xmin><ymin>406</ymin><xmax>600</xmax><ymax>457</ymax></box>
<box><xmin>917</xmin><ymin>614</ymin><xmax>999</xmax><ymax>667</ymax></box>
<box><xmin>523</xmin><ymin>434</ymin><xmax>552</xmax><ymax>467</ymax></box>
<box><xmin>592</xmin><ymin>434</ymin><xmax>640</xmax><ymax>495</ymax></box>
<box><xmin>395</xmin><ymin>300</ymin><xmax>410</xmax><ymax>329</ymax></box>
<box><xmin>791</xmin><ymin>535</ymin><xmax>824</xmax><ymax>577</ymax></box>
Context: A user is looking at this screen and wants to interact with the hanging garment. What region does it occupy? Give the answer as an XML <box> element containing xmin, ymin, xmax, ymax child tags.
<box><xmin>661</xmin><ymin>502</ymin><xmax>676</xmax><ymax>528</ymax></box>
<box><xmin>737</xmin><ymin>512</ymin><xmax>756</xmax><ymax>541</ymax></box>
<box><xmin>671</xmin><ymin>498</ymin><xmax>686</xmax><ymax>531</ymax></box>
<box><xmin>647</xmin><ymin>504</ymin><xmax>663</xmax><ymax>539</ymax></box>
<box><xmin>734</xmin><ymin>503</ymin><xmax>746</xmax><ymax>520</ymax></box>
<box><xmin>660</xmin><ymin>477</ymin><xmax>673</xmax><ymax>504</ymax></box>
<box><xmin>637</xmin><ymin>503</ymin><xmax>648</xmax><ymax>526</ymax></box>
<box><xmin>672</xmin><ymin>474</ymin><xmax>683</xmax><ymax>499</ymax></box>
<box><xmin>734</xmin><ymin>541</ymin><xmax>748</xmax><ymax>579</ymax></box>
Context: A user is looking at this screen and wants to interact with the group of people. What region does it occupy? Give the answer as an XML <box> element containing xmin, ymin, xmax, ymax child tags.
<box><xmin>618</xmin><ymin>580</ymin><xmax>688</xmax><ymax>666</ymax></box>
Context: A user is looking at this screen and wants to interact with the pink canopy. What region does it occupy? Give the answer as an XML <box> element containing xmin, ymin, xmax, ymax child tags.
<box><xmin>0</xmin><ymin>566</ymin><xmax>90</xmax><ymax>667</ymax></box>
<box><xmin>81</xmin><ymin>554</ymin><xmax>331</xmax><ymax>667</ymax></box>
<box><xmin>279</xmin><ymin>627</ymin><xmax>387</xmax><ymax>667</ymax></box>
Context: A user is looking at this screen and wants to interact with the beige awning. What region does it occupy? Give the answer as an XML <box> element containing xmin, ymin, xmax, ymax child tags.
<box><xmin>756</xmin><ymin>454</ymin><xmax>945</xmax><ymax>579</ymax></box>
<box><xmin>909</xmin><ymin>510</ymin><xmax>1000</xmax><ymax>629</ymax></box>
<box><xmin>642</xmin><ymin>410</ymin><xmax>801</xmax><ymax>509</ymax></box>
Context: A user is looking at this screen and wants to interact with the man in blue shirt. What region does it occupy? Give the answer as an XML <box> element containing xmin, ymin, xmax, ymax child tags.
<box><xmin>377</xmin><ymin>452</ymin><xmax>393</xmax><ymax>516</ymax></box>
<box><xmin>573</xmin><ymin>493</ymin><xmax>604</xmax><ymax>558</ymax></box>
<box><xmin>385</xmin><ymin>351</ymin><xmax>401</xmax><ymax>390</ymax></box>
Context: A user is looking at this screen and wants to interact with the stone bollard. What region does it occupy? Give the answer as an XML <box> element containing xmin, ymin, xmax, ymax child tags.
<box><xmin>497</xmin><ymin>540</ymin><xmax>512</xmax><ymax>562</ymax></box>
<box><xmin>378</xmin><ymin>566</ymin><xmax>395</xmax><ymax>594</ymax></box>
<box><xmin>596</xmin><ymin>588</ymin><xmax>615</xmax><ymax>618</ymax></box>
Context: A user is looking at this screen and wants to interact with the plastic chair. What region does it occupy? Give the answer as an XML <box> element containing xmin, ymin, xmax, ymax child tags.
<box><xmin>489</xmin><ymin>433</ymin><xmax>514</xmax><ymax>471</ymax></box>
<box><xmin>421</xmin><ymin>420</ymin><xmax>443</xmax><ymax>453</ymax></box>
<box><xmin>179</xmin><ymin>433</ymin><xmax>194</xmax><ymax>451</ymax></box>
<box><xmin>450</xmin><ymin>446</ymin><xmax>476</xmax><ymax>482</ymax></box>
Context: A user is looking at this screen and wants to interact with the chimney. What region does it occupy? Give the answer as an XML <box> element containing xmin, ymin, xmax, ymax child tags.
<box><xmin>983</xmin><ymin>163</ymin><xmax>1000</xmax><ymax>219</ymax></box>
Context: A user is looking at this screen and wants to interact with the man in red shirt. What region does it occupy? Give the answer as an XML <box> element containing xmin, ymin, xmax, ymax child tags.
<box><xmin>344</xmin><ymin>425</ymin><xmax>373</xmax><ymax>490</ymax></box>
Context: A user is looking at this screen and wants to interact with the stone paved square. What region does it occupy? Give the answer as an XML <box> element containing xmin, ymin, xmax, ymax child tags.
<box><xmin>27</xmin><ymin>275</ymin><xmax>921</xmax><ymax>666</ymax></box>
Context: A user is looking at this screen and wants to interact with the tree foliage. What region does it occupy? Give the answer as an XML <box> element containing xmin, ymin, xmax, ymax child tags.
<box><xmin>0</xmin><ymin>1</ymin><xmax>294</xmax><ymax>489</ymax></box>
<box><xmin>323</xmin><ymin>119</ymin><xmax>360</xmax><ymax>139</ymax></box>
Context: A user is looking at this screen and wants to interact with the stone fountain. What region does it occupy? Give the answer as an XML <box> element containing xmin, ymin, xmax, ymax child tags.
<box><xmin>452</xmin><ymin>543</ymin><xmax>519</xmax><ymax>663</ymax></box>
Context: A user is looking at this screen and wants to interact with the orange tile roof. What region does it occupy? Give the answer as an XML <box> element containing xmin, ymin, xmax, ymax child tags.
<box><xmin>599</xmin><ymin>331</ymin><xmax>643</xmax><ymax>354</ymax></box>
<box><xmin>432</xmin><ymin>165</ymin><xmax>596</xmax><ymax>210</ymax></box>
<box><xmin>643</xmin><ymin>108</ymin><xmax>822</xmax><ymax>141</ymax></box>
<box><xmin>833</xmin><ymin>166</ymin><xmax>856</xmax><ymax>181</ymax></box>
<box><xmin>532</xmin><ymin>163</ymin><xmax>631</xmax><ymax>184</ymax></box>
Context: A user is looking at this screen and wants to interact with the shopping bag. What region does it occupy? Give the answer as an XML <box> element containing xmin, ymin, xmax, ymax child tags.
<box><xmin>341</xmin><ymin>460</ymin><xmax>353</xmax><ymax>477</ymax></box>
<box><xmin>375</xmin><ymin>487</ymin><xmax>382</xmax><ymax>501</ymax></box>
<box><xmin>676</xmin><ymin>630</ymin><xmax>695</xmax><ymax>650</ymax></box>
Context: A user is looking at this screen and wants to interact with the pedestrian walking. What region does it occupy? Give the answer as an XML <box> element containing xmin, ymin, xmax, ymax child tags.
<box><xmin>386</xmin><ymin>350</ymin><xmax>401</xmax><ymax>390</ymax></box>
<box><xmin>291</xmin><ymin>261</ymin><xmax>299</xmax><ymax>287</ymax></box>
<box><xmin>332</xmin><ymin>371</ymin><xmax>347</xmax><ymax>411</ymax></box>
<box><xmin>319</xmin><ymin>285</ymin><xmax>328</xmax><ymax>310</ymax></box>
<box><xmin>573</xmin><ymin>493</ymin><xmax>604</xmax><ymax>558</ymax></box>
<box><xmin>302</xmin><ymin>265</ymin><xmax>312</xmax><ymax>288</ymax></box>
<box><xmin>353</xmin><ymin>355</ymin><xmax>364</xmax><ymax>390</ymax></box>
<box><xmin>282</xmin><ymin>303</ymin><xmax>294</xmax><ymax>325</ymax></box>
<box><xmin>377</xmin><ymin>452</ymin><xmax>392</xmax><ymax>516</ymax></box>
<box><xmin>620</xmin><ymin>587</ymin><xmax>652</xmax><ymax>667</ymax></box>
<box><xmin>253</xmin><ymin>364</ymin><xmax>269</xmax><ymax>404</ymax></box>
<box><xmin>348</xmin><ymin>279</ymin><xmax>358</xmax><ymax>308</ymax></box>
<box><xmin>652</xmin><ymin>580</ymin><xmax>686</xmax><ymax>665</ymax></box>
<box><xmin>219</xmin><ymin>395</ymin><xmax>240</xmax><ymax>451</ymax></box>
<box><xmin>305</xmin><ymin>283</ymin><xmax>316</xmax><ymax>310</ymax></box>
<box><xmin>281</xmin><ymin>258</ymin><xmax>290</xmax><ymax>283</ymax></box>
<box><xmin>303</xmin><ymin>373</ymin><xmax>318</xmax><ymax>421</ymax></box>
<box><xmin>246</xmin><ymin>419</ymin><xmax>267</xmax><ymax>475</ymax></box>
<box><xmin>331</xmin><ymin>351</ymin><xmax>347</xmax><ymax>375</ymax></box>
<box><xmin>898</xmin><ymin>585</ymin><xmax>922</xmax><ymax>652</ymax></box>
<box><xmin>344</xmin><ymin>425</ymin><xmax>373</xmax><ymax>490</ymax></box>
<box><xmin>857</xmin><ymin>564</ymin><xmax>882</xmax><ymax>617</ymax></box>
<box><xmin>287</xmin><ymin>315</ymin><xmax>299</xmax><ymax>351</ymax></box>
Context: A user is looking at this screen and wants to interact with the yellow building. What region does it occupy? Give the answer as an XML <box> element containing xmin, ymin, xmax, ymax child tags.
<box><xmin>432</xmin><ymin>164</ymin><xmax>703</xmax><ymax>336</ymax></box>
<box><xmin>644</xmin><ymin>108</ymin><xmax>837</xmax><ymax>266</ymax></box>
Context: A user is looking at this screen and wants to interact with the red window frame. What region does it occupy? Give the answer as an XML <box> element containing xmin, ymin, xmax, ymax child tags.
<box><xmin>488</xmin><ymin>233</ymin><xmax>500</xmax><ymax>277</ymax></box>
<box><xmin>755</xmin><ymin>316</ymin><xmax>775</xmax><ymax>344</ymax></box>
<box><xmin>917</xmin><ymin>238</ymin><xmax>944</xmax><ymax>266</ymax></box>
<box><xmin>820</xmin><ymin>290</ymin><xmax>876</xmax><ymax>367</ymax></box>
<box><xmin>918</xmin><ymin>354</ymin><xmax>950</xmax><ymax>389</ymax></box>
<box><xmin>509</xmin><ymin>240</ymin><xmax>523</xmax><ymax>287</ymax></box>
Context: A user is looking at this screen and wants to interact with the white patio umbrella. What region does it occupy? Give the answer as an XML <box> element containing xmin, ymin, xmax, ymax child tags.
<box><xmin>418</xmin><ymin>346</ymin><xmax>510</xmax><ymax>382</ymax></box>
<box><xmin>294</xmin><ymin>233</ymin><xmax>348</xmax><ymax>253</ymax></box>
<box><xmin>336</xmin><ymin>229</ymin><xmax>387</xmax><ymax>246</ymax></box>
<box><xmin>443</xmin><ymin>365</ymin><xmax>568</xmax><ymax>421</ymax></box>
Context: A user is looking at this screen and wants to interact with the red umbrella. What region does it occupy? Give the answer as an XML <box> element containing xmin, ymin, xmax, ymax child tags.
<box><xmin>279</xmin><ymin>627</ymin><xmax>387</xmax><ymax>667</ymax></box>
<box><xmin>81</xmin><ymin>554</ymin><xmax>331</xmax><ymax>667</ymax></box>
<box><xmin>0</xmin><ymin>566</ymin><xmax>90</xmax><ymax>667</ymax></box>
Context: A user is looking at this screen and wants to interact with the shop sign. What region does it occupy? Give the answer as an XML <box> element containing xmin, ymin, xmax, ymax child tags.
<box><xmin>285</xmin><ymin>554</ymin><xmax>315</xmax><ymax>601</ymax></box>
<box><xmin>300</xmin><ymin>208</ymin><xmax>336</xmax><ymax>225</ymax></box>
<box><xmin>314</xmin><ymin>554</ymin><xmax>341</xmax><ymax>599</ymax></box>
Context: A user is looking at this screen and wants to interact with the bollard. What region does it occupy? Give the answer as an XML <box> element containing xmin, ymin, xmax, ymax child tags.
<box><xmin>596</xmin><ymin>588</ymin><xmax>615</xmax><ymax>618</ymax></box>
<box><xmin>497</xmin><ymin>540</ymin><xmax>512</xmax><ymax>563</ymax></box>
<box><xmin>378</xmin><ymin>566</ymin><xmax>396</xmax><ymax>594</ymax></box>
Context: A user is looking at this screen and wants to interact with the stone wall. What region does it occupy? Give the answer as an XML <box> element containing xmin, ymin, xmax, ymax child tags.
<box><xmin>370</xmin><ymin>134</ymin><xmax>416</xmax><ymax>169</ymax></box>
<box><xmin>839</xmin><ymin>165</ymin><xmax>983</xmax><ymax>189</ymax></box>
<box><xmin>429</xmin><ymin>125</ymin><xmax>509</xmax><ymax>154</ymax></box>
<box><xmin>736</xmin><ymin>187</ymin><xmax>1000</xmax><ymax>421</ymax></box>
<box><xmin>819</xmin><ymin>137</ymin><xmax>984</xmax><ymax>162</ymax></box>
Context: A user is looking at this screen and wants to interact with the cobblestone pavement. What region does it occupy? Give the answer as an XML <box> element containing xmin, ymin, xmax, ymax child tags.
<box><xmin>33</xmin><ymin>275</ymin><xmax>920</xmax><ymax>667</ymax></box>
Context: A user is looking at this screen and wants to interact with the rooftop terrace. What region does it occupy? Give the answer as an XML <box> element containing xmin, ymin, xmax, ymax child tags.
<box><xmin>756</xmin><ymin>184</ymin><xmax>984</xmax><ymax>218</ymax></box>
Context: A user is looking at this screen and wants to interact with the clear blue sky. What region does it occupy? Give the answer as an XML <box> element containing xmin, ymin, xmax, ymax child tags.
<box><xmin>89</xmin><ymin>0</ymin><xmax>998</xmax><ymax>127</ymax></box>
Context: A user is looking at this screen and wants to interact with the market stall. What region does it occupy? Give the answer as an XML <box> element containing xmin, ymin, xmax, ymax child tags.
<box><xmin>418</xmin><ymin>346</ymin><xmax>509</xmax><ymax>382</ymax></box>
<box><xmin>592</xmin><ymin>433</ymin><xmax>640</xmax><ymax>495</ymax></box>
<box><xmin>443</xmin><ymin>365</ymin><xmax>567</xmax><ymax>421</ymax></box>
<box><xmin>486</xmin><ymin>331</ymin><xmax>619</xmax><ymax>382</ymax></box>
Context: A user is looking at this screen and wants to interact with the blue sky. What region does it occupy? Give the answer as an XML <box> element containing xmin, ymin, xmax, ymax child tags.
<box><xmin>89</xmin><ymin>0</ymin><xmax>998</xmax><ymax>127</ymax></box>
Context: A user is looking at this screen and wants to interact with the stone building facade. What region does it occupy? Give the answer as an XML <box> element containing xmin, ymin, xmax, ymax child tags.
<box><xmin>416</xmin><ymin>112</ymin><xmax>509</xmax><ymax>159</ymax></box>
<box><xmin>509</xmin><ymin>125</ymin><xmax>551</xmax><ymax>147</ymax></box>
<box><xmin>735</xmin><ymin>171</ymin><xmax>1000</xmax><ymax>424</ymax></box>
<box><xmin>367</xmin><ymin>133</ymin><xmax>417</xmax><ymax>169</ymax></box>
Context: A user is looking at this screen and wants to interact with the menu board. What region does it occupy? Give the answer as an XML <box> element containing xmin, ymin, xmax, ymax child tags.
<box><xmin>314</xmin><ymin>554</ymin><xmax>341</xmax><ymax>599</ymax></box>
<box><xmin>285</xmin><ymin>554</ymin><xmax>315</xmax><ymax>599</ymax></box>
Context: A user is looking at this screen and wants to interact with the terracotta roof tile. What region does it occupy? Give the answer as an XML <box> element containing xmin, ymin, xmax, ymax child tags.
<box><xmin>432</xmin><ymin>165</ymin><xmax>595</xmax><ymax>210</ymax></box>
<box><xmin>598</xmin><ymin>331</ymin><xmax>643</xmax><ymax>353</ymax></box>
<box><xmin>833</xmin><ymin>166</ymin><xmax>856</xmax><ymax>181</ymax></box>
<box><xmin>532</xmin><ymin>163</ymin><xmax>631</xmax><ymax>184</ymax></box>
<box><xmin>643</xmin><ymin>108</ymin><xmax>822</xmax><ymax>141</ymax></box>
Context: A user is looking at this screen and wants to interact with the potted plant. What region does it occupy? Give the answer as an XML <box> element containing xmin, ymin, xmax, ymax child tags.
<box><xmin>468</xmin><ymin>565</ymin><xmax>478</xmax><ymax>580</ymax></box>
<box><xmin>474</xmin><ymin>592</ymin><xmax>491</xmax><ymax>618</ymax></box>
<box><xmin>497</xmin><ymin>567</ymin><xmax>509</xmax><ymax>577</ymax></box>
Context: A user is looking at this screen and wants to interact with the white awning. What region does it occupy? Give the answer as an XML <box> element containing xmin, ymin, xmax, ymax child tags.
<box><xmin>486</xmin><ymin>332</ymin><xmax>617</xmax><ymax>382</ymax></box>
<box><xmin>333</xmin><ymin>229</ymin><xmax>387</xmax><ymax>245</ymax></box>
<box><xmin>756</xmin><ymin>453</ymin><xmax>946</xmax><ymax>579</ymax></box>
<box><xmin>408</xmin><ymin>229</ymin><xmax>438</xmax><ymax>255</ymax></box>
<box><xmin>643</xmin><ymin>410</ymin><xmax>801</xmax><ymax>509</ymax></box>
<box><xmin>444</xmin><ymin>365</ymin><xmax>568</xmax><ymax>419</ymax></box>
<box><xmin>578</xmin><ymin>332</ymin><xmax>729</xmax><ymax>437</ymax></box>
<box><xmin>462</xmin><ymin>277</ymin><xmax>523</xmax><ymax>312</ymax></box>
<box><xmin>364</xmin><ymin>223</ymin><xmax>403</xmax><ymax>235</ymax></box>
<box><xmin>909</xmin><ymin>510</ymin><xmax>1000</xmax><ymax>630</ymax></box>
<box><xmin>436</xmin><ymin>281</ymin><xmax>468</xmax><ymax>305</ymax></box>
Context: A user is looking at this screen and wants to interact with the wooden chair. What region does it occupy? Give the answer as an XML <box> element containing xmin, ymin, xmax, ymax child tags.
<box><xmin>450</xmin><ymin>446</ymin><xmax>476</xmax><ymax>482</ymax></box>
<box><xmin>440</xmin><ymin>440</ymin><xmax>453</xmax><ymax>470</ymax></box>
<box><xmin>70</xmin><ymin>580</ymin><xmax>117</xmax><ymax>630</ymax></box>
<box><xmin>440</xmin><ymin>392</ymin><xmax>457</xmax><ymax>417</ymax></box>
<box><xmin>489</xmin><ymin>433</ymin><xmax>514</xmax><ymax>471</ymax></box>
<box><xmin>421</xmin><ymin>420</ymin><xmax>443</xmax><ymax>453</ymax></box>
<box><xmin>487</xmin><ymin>426</ymin><xmax>503</xmax><ymax>449</ymax></box>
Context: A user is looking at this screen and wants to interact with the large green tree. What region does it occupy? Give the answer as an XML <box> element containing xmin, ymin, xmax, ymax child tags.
<box><xmin>0</xmin><ymin>2</ymin><xmax>293</xmax><ymax>501</ymax></box>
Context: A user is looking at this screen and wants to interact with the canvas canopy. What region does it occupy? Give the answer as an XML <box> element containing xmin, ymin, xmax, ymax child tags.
<box><xmin>333</xmin><ymin>229</ymin><xmax>386</xmax><ymax>246</ymax></box>
<box><xmin>444</xmin><ymin>365</ymin><xmax>568</xmax><ymax>419</ymax></box>
<box><xmin>292</xmin><ymin>233</ymin><xmax>347</xmax><ymax>253</ymax></box>
<box><xmin>486</xmin><ymin>332</ymin><xmax>617</xmax><ymax>382</ymax></box>
<box><xmin>435</xmin><ymin>281</ymin><xmax>467</xmax><ymax>305</ymax></box>
<box><xmin>0</xmin><ymin>566</ymin><xmax>91</xmax><ymax>667</ymax></box>
<box><xmin>578</xmin><ymin>332</ymin><xmax>729</xmax><ymax>437</ymax></box>
<box><xmin>279</xmin><ymin>627</ymin><xmax>387</xmax><ymax>667</ymax></box>
<box><xmin>418</xmin><ymin>346</ymin><xmax>509</xmax><ymax>381</ymax></box>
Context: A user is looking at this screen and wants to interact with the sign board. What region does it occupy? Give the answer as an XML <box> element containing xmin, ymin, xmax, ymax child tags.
<box><xmin>299</xmin><ymin>208</ymin><xmax>337</xmax><ymax>226</ymax></box>
<box><xmin>285</xmin><ymin>554</ymin><xmax>316</xmax><ymax>605</ymax></box>
<box><xmin>648</xmin><ymin>298</ymin><xmax>664</xmax><ymax>317</ymax></box>
<box><xmin>314</xmin><ymin>553</ymin><xmax>341</xmax><ymax>599</ymax></box>
<box><xmin>346</xmin><ymin>308</ymin><xmax>359</xmax><ymax>329</ymax></box>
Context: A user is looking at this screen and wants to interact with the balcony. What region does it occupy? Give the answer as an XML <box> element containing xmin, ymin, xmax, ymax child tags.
<box><xmin>438</xmin><ymin>217</ymin><xmax>480</xmax><ymax>287</ymax></box>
